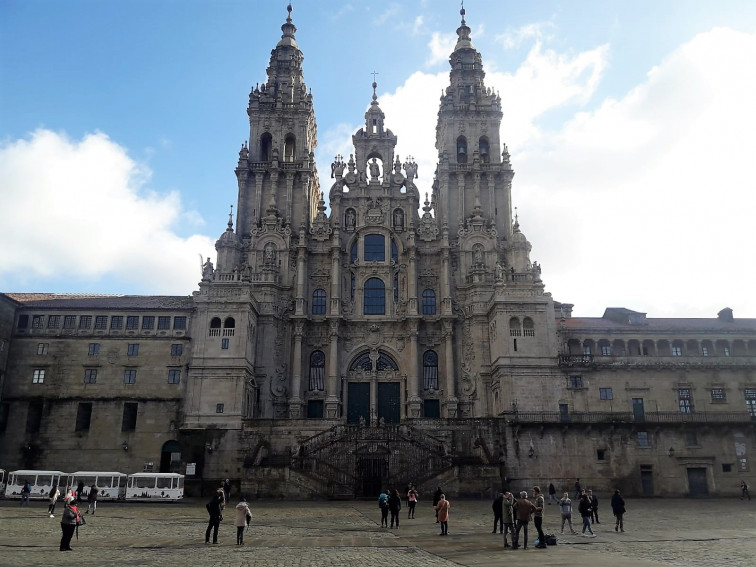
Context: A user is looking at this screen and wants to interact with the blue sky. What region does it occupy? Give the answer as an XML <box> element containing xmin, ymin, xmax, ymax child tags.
<box><xmin>2</xmin><ymin>0</ymin><xmax>756</xmax><ymax>318</ymax></box>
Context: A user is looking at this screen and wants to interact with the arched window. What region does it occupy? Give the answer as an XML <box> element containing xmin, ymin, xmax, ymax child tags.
<box><xmin>284</xmin><ymin>134</ymin><xmax>296</xmax><ymax>162</ymax></box>
<box><xmin>210</xmin><ymin>317</ymin><xmax>222</xmax><ymax>329</ymax></box>
<box><xmin>423</xmin><ymin>350</ymin><xmax>439</xmax><ymax>390</ymax></box>
<box><xmin>509</xmin><ymin>317</ymin><xmax>521</xmax><ymax>336</ymax></box>
<box><xmin>422</xmin><ymin>289</ymin><xmax>436</xmax><ymax>315</ymax></box>
<box><xmin>260</xmin><ymin>133</ymin><xmax>272</xmax><ymax>161</ymax></box>
<box><xmin>350</xmin><ymin>241</ymin><xmax>358</xmax><ymax>263</ymax></box>
<box><xmin>312</xmin><ymin>289</ymin><xmax>326</xmax><ymax>315</ymax></box>
<box><xmin>457</xmin><ymin>136</ymin><xmax>468</xmax><ymax>163</ymax></box>
<box><xmin>223</xmin><ymin>317</ymin><xmax>235</xmax><ymax>328</ymax></box>
<box><xmin>479</xmin><ymin>137</ymin><xmax>490</xmax><ymax>163</ymax></box>
<box><xmin>364</xmin><ymin>234</ymin><xmax>385</xmax><ymax>261</ymax></box>
<box><xmin>377</xmin><ymin>352</ymin><xmax>398</xmax><ymax>370</ymax></box>
<box><xmin>364</xmin><ymin>277</ymin><xmax>385</xmax><ymax>315</ymax></box>
<box><xmin>391</xmin><ymin>240</ymin><xmax>398</xmax><ymax>262</ymax></box>
<box><xmin>522</xmin><ymin>317</ymin><xmax>534</xmax><ymax>336</ymax></box>
<box><xmin>349</xmin><ymin>351</ymin><xmax>372</xmax><ymax>371</ymax></box>
<box><xmin>308</xmin><ymin>350</ymin><xmax>325</xmax><ymax>390</ymax></box>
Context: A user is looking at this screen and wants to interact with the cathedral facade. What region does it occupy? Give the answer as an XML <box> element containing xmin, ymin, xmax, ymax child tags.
<box><xmin>1</xmin><ymin>8</ymin><xmax>754</xmax><ymax>499</ymax></box>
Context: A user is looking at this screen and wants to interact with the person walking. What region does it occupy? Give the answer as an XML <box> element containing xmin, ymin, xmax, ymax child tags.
<box><xmin>741</xmin><ymin>480</ymin><xmax>751</xmax><ymax>501</ymax></box>
<box><xmin>434</xmin><ymin>493</ymin><xmax>450</xmax><ymax>536</ymax></box>
<box><xmin>205</xmin><ymin>491</ymin><xmax>224</xmax><ymax>544</ymax></box>
<box><xmin>388</xmin><ymin>488</ymin><xmax>402</xmax><ymax>528</ymax></box>
<box><xmin>502</xmin><ymin>491</ymin><xmax>516</xmax><ymax>548</ymax></box>
<box><xmin>223</xmin><ymin>478</ymin><xmax>232</xmax><ymax>503</ymax></box>
<box><xmin>533</xmin><ymin>486</ymin><xmax>548</xmax><ymax>548</ymax></box>
<box><xmin>76</xmin><ymin>480</ymin><xmax>85</xmax><ymax>504</ymax></box>
<box><xmin>492</xmin><ymin>492</ymin><xmax>504</xmax><ymax>533</ymax></box>
<box><xmin>407</xmin><ymin>485</ymin><xmax>418</xmax><ymax>519</ymax></box>
<box><xmin>378</xmin><ymin>490</ymin><xmax>389</xmax><ymax>527</ymax></box>
<box><xmin>574</xmin><ymin>478</ymin><xmax>582</xmax><ymax>499</ymax></box>
<box><xmin>234</xmin><ymin>498</ymin><xmax>252</xmax><ymax>545</ymax></box>
<box><xmin>588</xmin><ymin>489</ymin><xmax>599</xmax><ymax>523</ymax></box>
<box><xmin>85</xmin><ymin>484</ymin><xmax>98</xmax><ymax>515</ymax></box>
<box><xmin>548</xmin><ymin>482</ymin><xmax>557</xmax><ymax>505</ymax></box>
<box><xmin>59</xmin><ymin>497</ymin><xmax>80</xmax><ymax>551</ymax></box>
<box><xmin>513</xmin><ymin>490</ymin><xmax>537</xmax><ymax>550</ymax></box>
<box><xmin>559</xmin><ymin>491</ymin><xmax>577</xmax><ymax>534</ymax></box>
<box><xmin>20</xmin><ymin>480</ymin><xmax>31</xmax><ymax>506</ymax></box>
<box><xmin>578</xmin><ymin>493</ymin><xmax>595</xmax><ymax>536</ymax></box>
<box><xmin>611</xmin><ymin>489</ymin><xmax>626</xmax><ymax>532</ymax></box>
<box><xmin>433</xmin><ymin>486</ymin><xmax>443</xmax><ymax>523</ymax></box>
<box><xmin>48</xmin><ymin>483</ymin><xmax>60</xmax><ymax>518</ymax></box>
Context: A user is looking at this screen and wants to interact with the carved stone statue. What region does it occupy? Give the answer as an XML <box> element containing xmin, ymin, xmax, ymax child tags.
<box><xmin>202</xmin><ymin>257</ymin><xmax>214</xmax><ymax>280</ymax></box>
<box><xmin>369</xmin><ymin>158</ymin><xmax>380</xmax><ymax>181</ymax></box>
<box><xmin>495</xmin><ymin>262</ymin><xmax>504</xmax><ymax>281</ymax></box>
<box><xmin>345</xmin><ymin>208</ymin><xmax>356</xmax><ymax>228</ymax></box>
<box><xmin>394</xmin><ymin>208</ymin><xmax>404</xmax><ymax>229</ymax></box>
<box><xmin>264</xmin><ymin>242</ymin><xmax>276</xmax><ymax>263</ymax></box>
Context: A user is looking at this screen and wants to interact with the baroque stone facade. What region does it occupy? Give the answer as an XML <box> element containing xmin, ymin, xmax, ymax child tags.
<box><xmin>1</xmin><ymin>7</ymin><xmax>755</xmax><ymax>499</ymax></box>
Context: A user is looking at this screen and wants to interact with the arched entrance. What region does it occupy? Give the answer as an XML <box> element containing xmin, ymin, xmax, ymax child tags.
<box><xmin>346</xmin><ymin>350</ymin><xmax>401</xmax><ymax>425</ymax></box>
<box><xmin>160</xmin><ymin>440</ymin><xmax>181</xmax><ymax>473</ymax></box>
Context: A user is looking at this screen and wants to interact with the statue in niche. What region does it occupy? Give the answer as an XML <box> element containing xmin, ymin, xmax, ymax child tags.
<box><xmin>369</xmin><ymin>158</ymin><xmax>380</xmax><ymax>181</ymax></box>
<box><xmin>495</xmin><ymin>262</ymin><xmax>504</xmax><ymax>281</ymax></box>
<box><xmin>394</xmin><ymin>208</ymin><xmax>404</xmax><ymax>230</ymax></box>
<box><xmin>473</xmin><ymin>245</ymin><xmax>483</xmax><ymax>265</ymax></box>
<box><xmin>345</xmin><ymin>208</ymin><xmax>356</xmax><ymax>229</ymax></box>
<box><xmin>264</xmin><ymin>242</ymin><xmax>276</xmax><ymax>264</ymax></box>
<box><xmin>202</xmin><ymin>257</ymin><xmax>214</xmax><ymax>280</ymax></box>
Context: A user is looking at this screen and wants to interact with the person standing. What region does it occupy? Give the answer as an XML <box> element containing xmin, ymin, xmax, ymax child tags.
<box><xmin>433</xmin><ymin>486</ymin><xmax>443</xmax><ymax>523</ymax></box>
<box><xmin>578</xmin><ymin>493</ymin><xmax>595</xmax><ymax>536</ymax></box>
<box><xmin>378</xmin><ymin>490</ymin><xmax>389</xmax><ymax>527</ymax></box>
<box><xmin>502</xmin><ymin>492</ymin><xmax>516</xmax><ymax>548</ymax></box>
<box><xmin>48</xmin><ymin>483</ymin><xmax>60</xmax><ymax>518</ymax></box>
<box><xmin>548</xmin><ymin>483</ymin><xmax>557</xmax><ymax>505</ymax></box>
<box><xmin>20</xmin><ymin>480</ymin><xmax>31</xmax><ymax>506</ymax></box>
<box><xmin>59</xmin><ymin>497</ymin><xmax>79</xmax><ymax>551</ymax></box>
<box><xmin>559</xmin><ymin>491</ymin><xmax>577</xmax><ymax>534</ymax></box>
<box><xmin>513</xmin><ymin>491</ymin><xmax>537</xmax><ymax>550</ymax></box>
<box><xmin>492</xmin><ymin>492</ymin><xmax>504</xmax><ymax>534</ymax></box>
<box><xmin>741</xmin><ymin>480</ymin><xmax>751</xmax><ymax>501</ymax></box>
<box><xmin>223</xmin><ymin>478</ymin><xmax>232</xmax><ymax>504</ymax></box>
<box><xmin>434</xmin><ymin>493</ymin><xmax>450</xmax><ymax>536</ymax></box>
<box><xmin>234</xmin><ymin>498</ymin><xmax>252</xmax><ymax>545</ymax></box>
<box><xmin>205</xmin><ymin>491</ymin><xmax>224</xmax><ymax>544</ymax></box>
<box><xmin>574</xmin><ymin>478</ymin><xmax>582</xmax><ymax>499</ymax></box>
<box><xmin>76</xmin><ymin>480</ymin><xmax>85</xmax><ymax>504</ymax></box>
<box><xmin>388</xmin><ymin>488</ymin><xmax>402</xmax><ymax>528</ymax></box>
<box><xmin>588</xmin><ymin>489</ymin><xmax>599</xmax><ymax>523</ymax></box>
<box><xmin>85</xmin><ymin>484</ymin><xmax>98</xmax><ymax>515</ymax></box>
<box><xmin>533</xmin><ymin>487</ymin><xmax>548</xmax><ymax>548</ymax></box>
<box><xmin>610</xmin><ymin>489</ymin><xmax>626</xmax><ymax>532</ymax></box>
<box><xmin>407</xmin><ymin>485</ymin><xmax>418</xmax><ymax>519</ymax></box>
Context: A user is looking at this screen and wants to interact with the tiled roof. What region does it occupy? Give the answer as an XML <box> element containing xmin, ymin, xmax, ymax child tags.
<box><xmin>3</xmin><ymin>293</ymin><xmax>195</xmax><ymax>311</ymax></box>
<box><xmin>560</xmin><ymin>316</ymin><xmax>756</xmax><ymax>333</ymax></box>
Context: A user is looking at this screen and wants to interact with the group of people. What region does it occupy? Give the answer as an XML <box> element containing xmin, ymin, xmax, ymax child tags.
<box><xmin>204</xmin><ymin>478</ymin><xmax>253</xmax><ymax>545</ymax></box>
<box><xmin>377</xmin><ymin>485</ymin><xmax>450</xmax><ymax>535</ymax></box>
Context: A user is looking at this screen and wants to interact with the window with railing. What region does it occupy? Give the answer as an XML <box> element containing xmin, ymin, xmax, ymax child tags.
<box><xmin>600</xmin><ymin>387</ymin><xmax>613</xmax><ymax>400</ymax></box>
<box><xmin>745</xmin><ymin>389</ymin><xmax>756</xmax><ymax>417</ymax></box>
<box><xmin>678</xmin><ymin>388</ymin><xmax>693</xmax><ymax>413</ymax></box>
<box><xmin>308</xmin><ymin>351</ymin><xmax>325</xmax><ymax>391</ymax></box>
<box><xmin>423</xmin><ymin>350</ymin><xmax>439</xmax><ymax>390</ymax></box>
<box><xmin>711</xmin><ymin>388</ymin><xmax>726</xmax><ymax>402</ymax></box>
<box><xmin>568</xmin><ymin>376</ymin><xmax>583</xmax><ymax>389</ymax></box>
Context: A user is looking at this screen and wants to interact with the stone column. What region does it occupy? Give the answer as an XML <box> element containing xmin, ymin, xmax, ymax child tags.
<box><xmin>325</xmin><ymin>320</ymin><xmax>341</xmax><ymax>418</ymax></box>
<box><xmin>406</xmin><ymin>321</ymin><xmax>421</xmax><ymax>418</ymax></box>
<box><xmin>442</xmin><ymin>320</ymin><xmax>458</xmax><ymax>417</ymax></box>
<box><xmin>288</xmin><ymin>321</ymin><xmax>305</xmax><ymax>418</ymax></box>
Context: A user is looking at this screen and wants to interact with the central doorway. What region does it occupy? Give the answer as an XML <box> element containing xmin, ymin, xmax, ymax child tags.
<box><xmin>378</xmin><ymin>382</ymin><xmax>400</xmax><ymax>424</ymax></box>
<box><xmin>347</xmin><ymin>382</ymin><xmax>370</xmax><ymax>424</ymax></box>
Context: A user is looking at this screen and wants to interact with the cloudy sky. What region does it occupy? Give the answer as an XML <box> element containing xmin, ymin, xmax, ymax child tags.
<box><xmin>2</xmin><ymin>0</ymin><xmax>755</xmax><ymax>319</ymax></box>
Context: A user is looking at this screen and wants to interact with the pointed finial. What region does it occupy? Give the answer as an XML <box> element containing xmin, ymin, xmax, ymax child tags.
<box><xmin>227</xmin><ymin>205</ymin><xmax>234</xmax><ymax>229</ymax></box>
<box><xmin>460</xmin><ymin>1</ymin><xmax>466</xmax><ymax>23</ymax></box>
<box><xmin>287</xmin><ymin>3</ymin><xmax>293</xmax><ymax>21</ymax></box>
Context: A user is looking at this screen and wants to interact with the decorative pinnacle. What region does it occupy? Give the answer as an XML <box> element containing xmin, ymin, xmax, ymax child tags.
<box><xmin>227</xmin><ymin>205</ymin><xmax>234</xmax><ymax>230</ymax></box>
<box><xmin>287</xmin><ymin>3</ymin><xmax>293</xmax><ymax>22</ymax></box>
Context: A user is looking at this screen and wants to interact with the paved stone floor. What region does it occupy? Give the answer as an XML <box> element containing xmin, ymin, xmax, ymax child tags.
<box><xmin>0</xmin><ymin>497</ymin><xmax>754</xmax><ymax>566</ymax></box>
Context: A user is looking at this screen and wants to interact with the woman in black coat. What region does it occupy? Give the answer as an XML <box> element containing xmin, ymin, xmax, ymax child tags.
<box><xmin>610</xmin><ymin>489</ymin><xmax>626</xmax><ymax>532</ymax></box>
<box><xmin>388</xmin><ymin>489</ymin><xmax>402</xmax><ymax>528</ymax></box>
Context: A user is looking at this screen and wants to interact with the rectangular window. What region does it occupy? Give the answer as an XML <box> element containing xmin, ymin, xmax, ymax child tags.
<box><xmin>678</xmin><ymin>388</ymin><xmax>693</xmax><ymax>413</ymax></box>
<box><xmin>363</xmin><ymin>234</ymin><xmax>386</xmax><ymax>261</ymax></box>
<box><xmin>637</xmin><ymin>431</ymin><xmax>649</xmax><ymax>447</ymax></box>
<box><xmin>78</xmin><ymin>315</ymin><xmax>92</xmax><ymax>329</ymax></box>
<box><xmin>671</xmin><ymin>346</ymin><xmax>682</xmax><ymax>356</ymax></box>
<box><xmin>26</xmin><ymin>401</ymin><xmax>43</xmax><ymax>433</ymax></box>
<box><xmin>597</xmin><ymin>449</ymin><xmax>605</xmax><ymax>461</ymax></box>
<box><xmin>17</xmin><ymin>314</ymin><xmax>29</xmax><ymax>328</ymax></box>
<box><xmin>685</xmin><ymin>431</ymin><xmax>698</xmax><ymax>446</ymax></box>
<box><xmin>745</xmin><ymin>389</ymin><xmax>756</xmax><ymax>417</ymax></box>
<box><xmin>601</xmin><ymin>345</ymin><xmax>611</xmax><ymax>356</ymax></box>
<box><xmin>127</xmin><ymin>344</ymin><xmax>139</xmax><ymax>356</ymax></box>
<box><xmin>32</xmin><ymin>315</ymin><xmax>45</xmax><ymax>328</ymax></box>
<box><xmin>221</xmin><ymin>338</ymin><xmax>230</xmax><ymax>349</ymax></box>
<box><xmin>37</xmin><ymin>343</ymin><xmax>49</xmax><ymax>355</ymax></box>
<box><xmin>125</xmin><ymin>316</ymin><xmax>139</xmax><ymax>330</ymax></box>
<box><xmin>84</xmin><ymin>369</ymin><xmax>97</xmax><ymax>384</ymax></box>
<box><xmin>723</xmin><ymin>346</ymin><xmax>731</xmax><ymax>357</ymax></box>
<box><xmin>600</xmin><ymin>387</ymin><xmax>613</xmax><ymax>400</ymax></box>
<box><xmin>157</xmin><ymin>316</ymin><xmax>171</xmax><ymax>330</ymax></box>
<box><xmin>701</xmin><ymin>346</ymin><xmax>709</xmax><ymax>357</ymax></box>
<box><xmin>738</xmin><ymin>458</ymin><xmax>748</xmax><ymax>472</ymax></box>
<box><xmin>170</xmin><ymin>344</ymin><xmax>183</xmax><ymax>356</ymax></box>
<box><xmin>568</xmin><ymin>376</ymin><xmax>583</xmax><ymax>389</ymax></box>
<box><xmin>711</xmin><ymin>388</ymin><xmax>726</xmax><ymax>402</ymax></box>
<box><xmin>306</xmin><ymin>400</ymin><xmax>324</xmax><ymax>418</ymax></box>
<box><xmin>123</xmin><ymin>369</ymin><xmax>137</xmax><ymax>384</ymax></box>
<box><xmin>88</xmin><ymin>343</ymin><xmax>100</xmax><ymax>356</ymax></box>
<box><xmin>216</xmin><ymin>403</ymin><xmax>224</xmax><ymax>413</ymax></box>
<box><xmin>141</xmin><ymin>316</ymin><xmax>155</xmax><ymax>330</ymax></box>
<box><xmin>173</xmin><ymin>316</ymin><xmax>187</xmax><ymax>330</ymax></box>
<box><xmin>168</xmin><ymin>369</ymin><xmax>181</xmax><ymax>384</ymax></box>
<box><xmin>75</xmin><ymin>402</ymin><xmax>92</xmax><ymax>431</ymax></box>
<box><xmin>110</xmin><ymin>316</ymin><xmax>123</xmax><ymax>330</ymax></box>
<box><xmin>32</xmin><ymin>369</ymin><xmax>45</xmax><ymax>384</ymax></box>
<box><xmin>583</xmin><ymin>345</ymin><xmax>592</xmax><ymax>355</ymax></box>
<box><xmin>63</xmin><ymin>315</ymin><xmax>76</xmax><ymax>329</ymax></box>
<box><xmin>47</xmin><ymin>315</ymin><xmax>61</xmax><ymax>328</ymax></box>
<box><xmin>722</xmin><ymin>463</ymin><xmax>732</xmax><ymax>473</ymax></box>
<box><xmin>94</xmin><ymin>315</ymin><xmax>108</xmax><ymax>330</ymax></box>
<box><xmin>122</xmin><ymin>402</ymin><xmax>138</xmax><ymax>431</ymax></box>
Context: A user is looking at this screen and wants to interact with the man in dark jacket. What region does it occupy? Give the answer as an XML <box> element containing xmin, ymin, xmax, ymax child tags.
<box><xmin>492</xmin><ymin>492</ymin><xmax>504</xmax><ymax>533</ymax></box>
<box><xmin>588</xmin><ymin>489</ymin><xmax>600</xmax><ymax>523</ymax></box>
<box><xmin>205</xmin><ymin>492</ymin><xmax>224</xmax><ymax>544</ymax></box>
<box><xmin>513</xmin><ymin>491</ymin><xmax>537</xmax><ymax>550</ymax></box>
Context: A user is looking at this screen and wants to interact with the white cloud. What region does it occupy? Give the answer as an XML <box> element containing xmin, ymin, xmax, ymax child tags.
<box><xmin>412</xmin><ymin>15</ymin><xmax>424</xmax><ymax>35</ymax></box>
<box><xmin>495</xmin><ymin>22</ymin><xmax>555</xmax><ymax>50</ymax></box>
<box><xmin>426</xmin><ymin>32</ymin><xmax>456</xmax><ymax>67</ymax></box>
<box><xmin>0</xmin><ymin>129</ymin><xmax>215</xmax><ymax>294</ymax></box>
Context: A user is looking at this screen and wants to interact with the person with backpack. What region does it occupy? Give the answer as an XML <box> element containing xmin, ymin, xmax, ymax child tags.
<box><xmin>388</xmin><ymin>488</ymin><xmax>402</xmax><ymax>528</ymax></box>
<box><xmin>234</xmin><ymin>498</ymin><xmax>252</xmax><ymax>545</ymax></box>
<box><xmin>378</xmin><ymin>490</ymin><xmax>389</xmax><ymax>527</ymax></box>
<box><xmin>407</xmin><ymin>485</ymin><xmax>418</xmax><ymax>519</ymax></box>
<box><xmin>434</xmin><ymin>493</ymin><xmax>451</xmax><ymax>536</ymax></box>
<box><xmin>48</xmin><ymin>483</ymin><xmax>60</xmax><ymax>518</ymax></box>
<box><xmin>59</xmin><ymin>497</ymin><xmax>81</xmax><ymax>551</ymax></box>
<box><xmin>204</xmin><ymin>491</ymin><xmax>224</xmax><ymax>544</ymax></box>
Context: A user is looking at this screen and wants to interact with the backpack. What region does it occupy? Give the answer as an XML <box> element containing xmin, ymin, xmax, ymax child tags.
<box><xmin>378</xmin><ymin>495</ymin><xmax>388</xmax><ymax>509</ymax></box>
